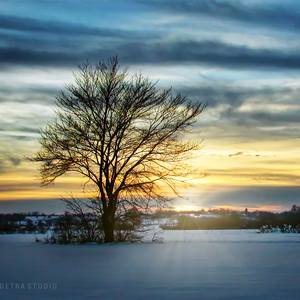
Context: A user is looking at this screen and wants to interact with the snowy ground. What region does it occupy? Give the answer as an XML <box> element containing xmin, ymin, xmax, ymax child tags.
<box><xmin>1</xmin><ymin>230</ymin><xmax>300</xmax><ymax>300</ymax></box>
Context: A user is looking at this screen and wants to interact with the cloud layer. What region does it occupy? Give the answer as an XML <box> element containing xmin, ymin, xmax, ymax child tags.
<box><xmin>1</xmin><ymin>0</ymin><xmax>300</xmax><ymax>209</ymax></box>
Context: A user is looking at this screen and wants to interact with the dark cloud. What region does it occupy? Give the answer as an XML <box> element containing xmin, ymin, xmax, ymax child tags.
<box><xmin>241</xmin><ymin>110</ymin><xmax>300</xmax><ymax>124</ymax></box>
<box><xmin>0</xmin><ymin>181</ymin><xmax>74</xmax><ymax>193</ymax></box>
<box><xmin>8</xmin><ymin>157</ymin><xmax>21</xmax><ymax>166</ymax></box>
<box><xmin>178</xmin><ymin>84</ymin><xmax>300</xmax><ymax>135</ymax></box>
<box><xmin>0</xmin><ymin>160</ymin><xmax>5</xmax><ymax>173</ymax></box>
<box><xmin>129</xmin><ymin>40</ymin><xmax>300</xmax><ymax>70</ymax></box>
<box><xmin>139</xmin><ymin>0</ymin><xmax>300</xmax><ymax>33</ymax></box>
<box><xmin>0</xmin><ymin>86</ymin><xmax>58</xmax><ymax>105</ymax></box>
<box><xmin>0</xmin><ymin>14</ymin><xmax>150</xmax><ymax>38</ymax></box>
<box><xmin>178</xmin><ymin>85</ymin><xmax>299</xmax><ymax>108</ymax></box>
<box><xmin>5</xmin><ymin>127</ymin><xmax>41</xmax><ymax>134</ymax></box>
<box><xmin>177</xmin><ymin>83</ymin><xmax>300</xmax><ymax>140</ymax></box>
<box><xmin>1</xmin><ymin>10</ymin><xmax>300</xmax><ymax>71</ymax></box>
<box><xmin>220</xmin><ymin>106</ymin><xmax>300</xmax><ymax>127</ymax></box>
<box><xmin>0</xmin><ymin>47</ymin><xmax>77</xmax><ymax>66</ymax></box>
<box><xmin>228</xmin><ymin>151</ymin><xmax>243</xmax><ymax>157</ymax></box>
<box><xmin>0</xmin><ymin>150</ymin><xmax>23</xmax><ymax>173</ymax></box>
<box><xmin>2</xmin><ymin>39</ymin><xmax>300</xmax><ymax>70</ymax></box>
<box><xmin>206</xmin><ymin>168</ymin><xmax>300</xmax><ymax>182</ymax></box>
<box><xmin>201</xmin><ymin>186</ymin><xmax>300</xmax><ymax>209</ymax></box>
<box><xmin>0</xmin><ymin>199</ymin><xmax>65</xmax><ymax>213</ymax></box>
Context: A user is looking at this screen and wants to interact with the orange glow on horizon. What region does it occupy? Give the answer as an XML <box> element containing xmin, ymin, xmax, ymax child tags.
<box><xmin>1</xmin><ymin>138</ymin><xmax>300</xmax><ymax>212</ymax></box>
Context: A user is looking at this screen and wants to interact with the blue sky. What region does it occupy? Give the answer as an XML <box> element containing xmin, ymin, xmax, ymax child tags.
<box><xmin>1</xmin><ymin>0</ymin><xmax>300</xmax><ymax>212</ymax></box>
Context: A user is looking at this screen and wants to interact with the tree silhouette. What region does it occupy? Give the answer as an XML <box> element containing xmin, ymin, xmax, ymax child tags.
<box><xmin>32</xmin><ymin>57</ymin><xmax>204</xmax><ymax>242</ymax></box>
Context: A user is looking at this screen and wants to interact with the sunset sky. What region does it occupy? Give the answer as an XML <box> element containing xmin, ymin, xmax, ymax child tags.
<box><xmin>1</xmin><ymin>0</ymin><xmax>300</xmax><ymax>212</ymax></box>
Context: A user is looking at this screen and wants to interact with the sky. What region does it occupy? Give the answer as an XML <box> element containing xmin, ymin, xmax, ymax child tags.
<box><xmin>1</xmin><ymin>0</ymin><xmax>300</xmax><ymax>212</ymax></box>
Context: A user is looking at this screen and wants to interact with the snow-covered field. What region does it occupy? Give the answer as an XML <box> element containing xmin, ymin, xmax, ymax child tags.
<box><xmin>1</xmin><ymin>230</ymin><xmax>300</xmax><ymax>299</ymax></box>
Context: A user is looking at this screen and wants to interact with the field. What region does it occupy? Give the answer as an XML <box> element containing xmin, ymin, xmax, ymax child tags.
<box><xmin>0</xmin><ymin>230</ymin><xmax>300</xmax><ymax>299</ymax></box>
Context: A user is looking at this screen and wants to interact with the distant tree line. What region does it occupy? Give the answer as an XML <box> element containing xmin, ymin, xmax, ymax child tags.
<box><xmin>160</xmin><ymin>206</ymin><xmax>300</xmax><ymax>230</ymax></box>
<box><xmin>0</xmin><ymin>209</ymin><xmax>143</xmax><ymax>244</ymax></box>
<box><xmin>0</xmin><ymin>213</ymin><xmax>50</xmax><ymax>233</ymax></box>
<box><xmin>2</xmin><ymin>206</ymin><xmax>300</xmax><ymax>235</ymax></box>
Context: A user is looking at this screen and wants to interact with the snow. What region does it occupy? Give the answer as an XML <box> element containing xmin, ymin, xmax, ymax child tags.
<box><xmin>0</xmin><ymin>230</ymin><xmax>300</xmax><ymax>299</ymax></box>
<box><xmin>145</xmin><ymin>228</ymin><xmax>300</xmax><ymax>243</ymax></box>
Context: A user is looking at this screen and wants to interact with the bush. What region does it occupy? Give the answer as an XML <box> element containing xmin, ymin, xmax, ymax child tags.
<box><xmin>51</xmin><ymin>209</ymin><xmax>143</xmax><ymax>244</ymax></box>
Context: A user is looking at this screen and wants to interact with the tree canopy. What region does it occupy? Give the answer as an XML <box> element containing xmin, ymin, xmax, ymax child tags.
<box><xmin>33</xmin><ymin>57</ymin><xmax>204</xmax><ymax>242</ymax></box>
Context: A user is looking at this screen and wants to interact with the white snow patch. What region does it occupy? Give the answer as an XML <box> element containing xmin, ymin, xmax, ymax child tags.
<box><xmin>1</xmin><ymin>230</ymin><xmax>300</xmax><ymax>299</ymax></box>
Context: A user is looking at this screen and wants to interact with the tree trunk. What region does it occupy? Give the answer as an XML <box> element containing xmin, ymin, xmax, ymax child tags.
<box><xmin>102</xmin><ymin>210</ymin><xmax>115</xmax><ymax>243</ymax></box>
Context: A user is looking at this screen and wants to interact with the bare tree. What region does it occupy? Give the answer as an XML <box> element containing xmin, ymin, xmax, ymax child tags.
<box><xmin>32</xmin><ymin>57</ymin><xmax>204</xmax><ymax>242</ymax></box>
